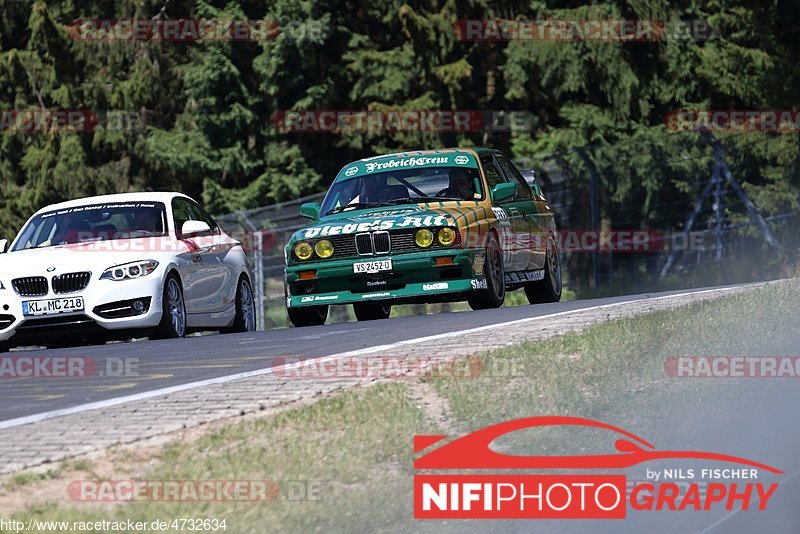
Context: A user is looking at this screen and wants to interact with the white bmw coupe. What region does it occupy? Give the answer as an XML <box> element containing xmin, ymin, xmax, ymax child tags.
<box><xmin>0</xmin><ymin>192</ymin><xmax>256</xmax><ymax>350</ymax></box>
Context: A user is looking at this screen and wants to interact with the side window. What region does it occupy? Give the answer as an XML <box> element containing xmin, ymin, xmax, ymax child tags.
<box><xmin>496</xmin><ymin>155</ymin><xmax>532</xmax><ymax>200</ymax></box>
<box><xmin>481</xmin><ymin>157</ymin><xmax>506</xmax><ymax>191</ymax></box>
<box><xmin>172</xmin><ymin>198</ymin><xmax>194</xmax><ymax>237</ymax></box>
<box><xmin>189</xmin><ymin>203</ymin><xmax>220</xmax><ymax>235</ymax></box>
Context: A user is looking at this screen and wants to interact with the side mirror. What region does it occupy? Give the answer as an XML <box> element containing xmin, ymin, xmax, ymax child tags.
<box><xmin>181</xmin><ymin>220</ymin><xmax>212</xmax><ymax>238</ymax></box>
<box><xmin>0</xmin><ymin>239</ymin><xmax>7</xmax><ymax>253</ymax></box>
<box><xmin>300</xmin><ymin>202</ymin><xmax>321</xmax><ymax>221</ymax></box>
<box><xmin>531</xmin><ymin>182</ymin><xmax>543</xmax><ymax>198</ymax></box>
<box><xmin>491</xmin><ymin>182</ymin><xmax>516</xmax><ymax>203</ymax></box>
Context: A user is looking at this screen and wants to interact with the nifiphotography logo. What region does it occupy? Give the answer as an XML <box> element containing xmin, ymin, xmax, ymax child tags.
<box><xmin>413</xmin><ymin>416</ymin><xmax>781</xmax><ymax>519</ymax></box>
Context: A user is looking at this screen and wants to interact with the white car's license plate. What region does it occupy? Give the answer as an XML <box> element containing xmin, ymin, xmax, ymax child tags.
<box><xmin>22</xmin><ymin>297</ymin><xmax>85</xmax><ymax>316</ymax></box>
<box><xmin>353</xmin><ymin>259</ymin><xmax>393</xmax><ymax>274</ymax></box>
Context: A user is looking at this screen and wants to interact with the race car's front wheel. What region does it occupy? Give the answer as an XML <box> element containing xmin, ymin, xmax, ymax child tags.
<box><xmin>222</xmin><ymin>276</ymin><xmax>257</xmax><ymax>333</ymax></box>
<box><xmin>353</xmin><ymin>303</ymin><xmax>391</xmax><ymax>321</ymax></box>
<box><xmin>288</xmin><ymin>305</ymin><xmax>328</xmax><ymax>327</ymax></box>
<box><xmin>525</xmin><ymin>234</ymin><xmax>562</xmax><ymax>304</ymax></box>
<box><xmin>153</xmin><ymin>274</ymin><xmax>187</xmax><ymax>339</ymax></box>
<box><xmin>468</xmin><ymin>233</ymin><xmax>505</xmax><ymax>310</ymax></box>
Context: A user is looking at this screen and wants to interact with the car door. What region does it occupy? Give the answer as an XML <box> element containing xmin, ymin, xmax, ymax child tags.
<box><xmin>495</xmin><ymin>154</ymin><xmax>544</xmax><ymax>270</ymax></box>
<box><xmin>482</xmin><ymin>154</ymin><xmax>531</xmax><ymax>273</ymax></box>
<box><xmin>189</xmin><ymin>201</ymin><xmax>238</xmax><ymax>314</ymax></box>
<box><xmin>172</xmin><ymin>197</ymin><xmax>220</xmax><ymax>315</ymax></box>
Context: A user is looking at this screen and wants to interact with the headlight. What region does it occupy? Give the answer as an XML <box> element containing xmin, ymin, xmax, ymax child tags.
<box><xmin>437</xmin><ymin>227</ymin><xmax>457</xmax><ymax>246</ymax></box>
<box><xmin>415</xmin><ymin>229</ymin><xmax>434</xmax><ymax>248</ymax></box>
<box><xmin>314</xmin><ymin>239</ymin><xmax>334</xmax><ymax>258</ymax></box>
<box><xmin>295</xmin><ymin>242</ymin><xmax>313</xmax><ymax>260</ymax></box>
<box><xmin>100</xmin><ymin>260</ymin><xmax>159</xmax><ymax>281</ymax></box>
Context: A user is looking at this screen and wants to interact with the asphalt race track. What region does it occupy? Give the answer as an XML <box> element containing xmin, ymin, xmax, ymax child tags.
<box><xmin>0</xmin><ymin>285</ymin><xmax>729</xmax><ymax>423</ymax></box>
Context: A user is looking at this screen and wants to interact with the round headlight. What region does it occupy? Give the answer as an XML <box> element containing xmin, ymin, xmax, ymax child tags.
<box><xmin>438</xmin><ymin>227</ymin><xmax>457</xmax><ymax>246</ymax></box>
<box><xmin>315</xmin><ymin>239</ymin><xmax>334</xmax><ymax>258</ymax></box>
<box><xmin>415</xmin><ymin>229</ymin><xmax>434</xmax><ymax>248</ymax></box>
<box><xmin>295</xmin><ymin>242</ymin><xmax>313</xmax><ymax>260</ymax></box>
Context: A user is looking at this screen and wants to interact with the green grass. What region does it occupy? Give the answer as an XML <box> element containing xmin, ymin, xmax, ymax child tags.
<box><xmin>4</xmin><ymin>279</ymin><xmax>798</xmax><ymax>533</ymax></box>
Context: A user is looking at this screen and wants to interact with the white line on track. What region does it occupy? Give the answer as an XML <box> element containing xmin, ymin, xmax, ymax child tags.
<box><xmin>0</xmin><ymin>285</ymin><xmax>750</xmax><ymax>431</ymax></box>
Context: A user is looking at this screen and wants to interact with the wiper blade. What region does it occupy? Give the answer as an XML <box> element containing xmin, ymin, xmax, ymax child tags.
<box><xmin>326</xmin><ymin>202</ymin><xmax>392</xmax><ymax>215</ymax></box>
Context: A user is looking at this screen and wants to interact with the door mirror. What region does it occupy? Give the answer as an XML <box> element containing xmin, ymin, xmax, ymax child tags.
<box><xmin>0</xmin><ymin>239</ymin><xmax>7</xmax><ymax>253</ymax></box>
<box><xmin>531</xmin><ymin>182</ymin><xmax>543</xmax><ymax>198</ymax></box>
<box><xmin>491</xmin><ymin>182</ymin><xmax>516</xmax><ymax>203</ymax></box>
<box><xmin>300</xmin><ymin>202</ymin><xmax>321</xmax><ymax>221</ymax></box>
<box><xmin>181</xmin><ymin>220</ymin><xmax>212</xmax><ymax>238</ymax></box>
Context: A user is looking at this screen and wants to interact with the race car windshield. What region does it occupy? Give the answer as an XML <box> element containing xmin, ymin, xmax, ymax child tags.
<box><xmin>11</xmin><ymin>202</ymin><xmax>168</xmax><ymax>251</ymax></box>
<box><xmin>321</xmin><ymin>167</ymin><xmax>484</xmax><ymax>215</ymax></box>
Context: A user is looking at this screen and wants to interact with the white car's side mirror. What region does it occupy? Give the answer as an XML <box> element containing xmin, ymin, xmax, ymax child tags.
<box><xmin>181</xmin><ymin>220</ymin><xmax>212</xmax><ymax>238</ymax></box>
<box><xmin>0</xmin><ymin>239</ymin><xmax>7</xmax><ymax>253</ymax></box>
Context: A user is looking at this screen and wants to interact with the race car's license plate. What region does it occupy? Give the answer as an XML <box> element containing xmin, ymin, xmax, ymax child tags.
<box><xmin>353</xmin><ymin>259</ymin><xmax>393</xmax><ymax>274</ymax></box>
<box><xmin>22</xmin><ymin>297</ymin><xmax>84</xmax><ymax>316</ymax></box>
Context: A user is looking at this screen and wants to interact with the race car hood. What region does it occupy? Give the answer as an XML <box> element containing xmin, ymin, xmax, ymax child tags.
<box><xmin>290</xmin><ymin>204</ymin><xmax>459</xmax><ymax>242</ymax></box>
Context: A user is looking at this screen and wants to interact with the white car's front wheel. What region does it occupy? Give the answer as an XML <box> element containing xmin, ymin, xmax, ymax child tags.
<box><xmin>153</xmin><ymin>274</ymin><xmax>186</xmax><ymax>339</ymax></box>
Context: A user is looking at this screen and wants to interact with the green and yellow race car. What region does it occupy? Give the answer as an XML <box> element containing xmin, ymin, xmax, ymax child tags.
<box><xmin>283</xmin><ymin>148</ymin><xmax>562</xmax><ymax>327</ymax></box>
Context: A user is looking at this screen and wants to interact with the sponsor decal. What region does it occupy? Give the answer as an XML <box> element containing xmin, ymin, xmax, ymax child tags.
<box><xmin>300</xmin><ymin>295</ymin><xmax>339</xmax><ymax>303</ymax></box>
<box><xmin>344</xmin><ymin>166</ymin><xmax>358</xmax><ymax>176</ymax></box>
<box><xmin>422</xmin><ymin>282</ymin><xmax>449</xmax><ymax>291</ymax></box>
<box><xmin>366</xmin><ymin>280</ymin><xmax>387</xmax><ymax>287</ymax></box>
<box><xmin>471</xmin><ymin>254</ymin><xmax>485</xmax><ymax>275</ymax></box>
<box><xmin>365</xmin><ymin>156</ymin><xmax>450</xmax><ymax>173</ymax></box>
<box><xmin>303</xmin><ymin>214</ymin><xmax>449</xmax><ymax>238</ymax></box>
<box><xmin>505</xmin><ymin>270</ymin><xmax>544</xmax><ymax>283</ymax></box>
<box><xmin>471</xmin><ymin>279</ymin><xmax>488</xmax><ymax>290</ymax></box>
<box><xmin>454</xmin><ymin>155</ymin><xmax>469</xmax><ymax>165</ymax></box>
<box><xmin>361</xmin><ymin>292</ymin><xmax>390</xmax><ymax>299</ymax></box>
<box><xmin>413</xmin><ymin>416</ymin><xmax>781</xmax><ymax>519</ymax></box>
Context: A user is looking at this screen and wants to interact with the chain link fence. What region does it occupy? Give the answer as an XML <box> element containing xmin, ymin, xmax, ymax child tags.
<box><xmin>215</xmin><ymin>136</ymin><xmax>799</xmax><ymax>330</ymax></box>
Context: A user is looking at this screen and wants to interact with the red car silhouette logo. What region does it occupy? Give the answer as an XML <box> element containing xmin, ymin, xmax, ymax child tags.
<box><xmin>414</xmin><ymin>416</ymin><xmax>782</xmax><ymax>473</ymax></box>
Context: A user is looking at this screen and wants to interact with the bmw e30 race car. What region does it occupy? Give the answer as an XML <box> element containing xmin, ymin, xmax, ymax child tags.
<box><xmin>0</xmin><ymin>192</ymin><xmax>256</xmax><ymax>350</ymax></box>
<box><xmin>284</xmin><ymin>148</ymin><xmax>562</xmax><ymax>327</ymax></box>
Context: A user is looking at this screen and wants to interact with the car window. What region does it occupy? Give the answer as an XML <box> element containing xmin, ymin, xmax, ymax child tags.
<box><xmin>481</xmin><ymin>156</ymin><xmax>506</xmax><ymax>191</ymax></box>
<box><xmin>496</xmin><ymin>155</ymin><xmax>532</xmax><ymax>200</ymax></box>
<box><xmin>188</xmin><ymin>202</ymin><xmax>220</xmax><ymax>234</ymax></box>
<box><xmin>172</xmin><ymin>198</ymin><xmax>195</xmax><ymax>237</ymax></box>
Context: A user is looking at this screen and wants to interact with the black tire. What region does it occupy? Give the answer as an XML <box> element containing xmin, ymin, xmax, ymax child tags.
<box><xmin>467</xmin><ymin>233</ymin><xmax>506</xmax><ymax>310</ymax></box>
<box><xmin>153</xmin><ymin>274</ymin><xmax>187</xmax><ymax>339</ymax></box>
<box><xmin>0</xmin><ymin>341</ymin><xmax>10</xmax><ymax>353</ymax></box>
<box><xmin>525</xmin><ymin>233</ymin><xmax>562</xmax><ymax>304</ymax></box>
<box><xmin>222</xmin><ymin>276</ymin><xmax>257</xmax><ymax>333</ymax></box>
<box><xmin>353</xmin><ymin>302</ymin><xmax>391</xmax><ymax>321</ymax></box>
<box><xmin>287</xmin><ymin>305</ymin><xmax>328</xmax><ymax>327</ymax></box>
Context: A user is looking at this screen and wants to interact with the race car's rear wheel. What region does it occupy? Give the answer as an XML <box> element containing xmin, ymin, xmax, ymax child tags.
<box><xmin>525</xmin><ymin>234</ymin><xmax>562</xmax><ymax>304</ymax></box>
<box><xmin>0</xmin><ymin>341</ymin><xmax>9</xmax><ymax>353</ymax></box>
<box><xmin>222</xmin><ymin>276</ymin><xmax>257</xmax><ymax>333</ymax></box>
<box><xmin>353</xmin><ymin>303</ymin><xmax>391</xmax><ymax>321</ymax></box>
<box><xmin>288</xmin><ymin>305</ymin><xmax>328</xmax><ymax>327</ymax></box>
<box><xmin>468</xmin><ymin>233</ymin><xmax>505</xmax><ymax>310</ymax></box>
<box><xmin>153</xmin><ymin>274</ymin><xmax>187</xmax><ymax>339</ymax></box>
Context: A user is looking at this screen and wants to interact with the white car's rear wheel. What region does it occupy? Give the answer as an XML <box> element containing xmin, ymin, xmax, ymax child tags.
<box><xmin>223</xmin><ymin>277</ymin><xmax>257</xmax><ymax>333</ymax></box>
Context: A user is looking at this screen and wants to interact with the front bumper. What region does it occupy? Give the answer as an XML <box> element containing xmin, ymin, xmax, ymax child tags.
<box><xmin>0</xmin><ymin>275</ymin><xmax>164</xmax><ymax>343</ymax></box>
<box><xmin>285</xmin><ymin>249</ymin><xmax>485</xmax><ymax>308</ymax></box>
